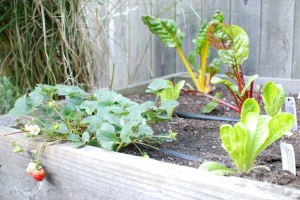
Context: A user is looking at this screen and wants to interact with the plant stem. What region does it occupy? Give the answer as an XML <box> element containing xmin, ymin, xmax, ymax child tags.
<box><xmin>200</xmin><ymin>43</ymin><xmax>209</xmax><ymax>92</ymax></box>
<box><xmin>176</xmin><ymin>47</ymin><xmax>200</xmax><ymax>91</ymax></box>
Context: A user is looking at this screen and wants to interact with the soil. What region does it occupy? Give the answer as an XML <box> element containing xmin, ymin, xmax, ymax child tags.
<box><xmin>124</xmin><ymin>86</ymin><xmax>300</xmax><ymax>189</ymax></box>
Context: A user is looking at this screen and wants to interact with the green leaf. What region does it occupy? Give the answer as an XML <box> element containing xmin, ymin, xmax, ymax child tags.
<box><xmin>72</xmin><ymin>142</ymin><xmax>86</xmax><ymax>148</ymax></box>
<box><xmin>258</xmin><ymin>113</ymin><xmax>294</xmax><ymax>154</ymax></box>
<box><xmin>201</xmin><ymin>92</ymin><xmax>221</xmax><ymax>113</ymax></box>
<box><xmin>145</xmin><ymin>79</ymin><xmax>171</xmax><ymax>95</ymax></box>
<box><xmin>220</xmin><ymin>123</ymin><xmax>247</xmax><ymax>172</ymax></box>
<box><xmin>240</xmin><ymin>75</ymin><xmax>258</xmax><ymax>97</ymax></box>
<box><xmin>9</xmin><ymin>95</ymin><xmax>31</xmax><ymax>116</ymax></box>
<box><xmin>211</xmin><ymin>76</ymin><xmax>238</xmax><ymax>94</ymax></box>
<box><xmin>199</xmin><ymin>161</ymin><xmax>235</xmax><ymax>175</ymax></box>
<box><xmin>96</xmin><ymin>123</ymin><xmax>117</xmax><ymax>151</ymax></box>
<box><xmin>142</xmin><ymin>15</ymin><xmax>184</xmax><ymax>48</ymax></box>
<box><xmin>55</xmin><ymin>84</ymin><xmax>87</xmax><ymax>97</ymax></box>
<box><xmin>207</xmin><ymin>24</ymin><xmax>249</xmax><ymax>67</ymax></box>
<box><xmin>240</xmin><ymin>98</ymin><xmax>260</xmax><ymax>124</ymax></box>
<box><xmin>188</xmin><ymin>52</ymin><xmax>199</xmax><ymax>72</ymax></box>
<box><xmin>80</xmin><ymin>100</ymin><xmax>97</xmax><ymax>115</ymax></box>
<box><xmin>243</xmin><ymin>113</ymin><xmax>270</xmax><ymax>172</ymax></box>
<box><xmin>262</xmin><ymin>81</ymin><xmax>286</xmax><ymax>116</ymax></box>
<box><xmin>207</xmin><ymin>58</ymin><xmax>221</xmax><ymax>76</ymax></box>
<box><xmin>56</xmin><ymin>123</ymin><xmax>69</xmax><ymax>134</ymax></box>
<box><xmin>193</xmin><ymin>21</ymin><xmax>209</xmax><ymax>56</ymax></box>
<box><xmin>82</xmin><ymin>131</ymin><xmax>90</xmax><ymax>143</ymax></box>
<box><xmin>29</xmin><ymin>91</ymin><xmax>44</xmax><ymax>108</ymax></box>
<box><xmin>67</xmin><ymin>133</ymin><xmax>81</xmax><ymax>142</ymax></box>
<box><xmin>60</xmin><ymin>106</ymin><xmax>78</xmax><ymax>121</ymax></box>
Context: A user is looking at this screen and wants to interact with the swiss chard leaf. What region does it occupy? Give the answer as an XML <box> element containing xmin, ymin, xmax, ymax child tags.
<box><xmin>201</xmin><ymin>92</ymin><xmax>221</xmax><ymax>113</ymax></box>
<box><xmin>142</xmin><ymin>16</ymin><xmax>184</xmax><ymax>48</ymax></box>
<box><xmin>207</xmin><ymin>24</ymin><xmax>249</xmax><ymax>67</ymax></box>
<box><xmin>211</xmin><ymin>76</ymin><xmax>238</xmax><ymax>94</ymax></box>
<box><xmin>240</xmin><ymin>74</ymin><xmax>258</xmax><ymax>97</ymax></box>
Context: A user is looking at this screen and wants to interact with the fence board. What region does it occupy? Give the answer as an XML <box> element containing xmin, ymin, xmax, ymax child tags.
<box><xmin>260</xmin><ymin>0</ymin><xmax>295</xmax><ymax>78</ymax></box>
<box><xmin>128</xmin><ymin>1</ymin><xmax>152</xmax><ymax>84</ymax></box>
<box><xmin>230</xmin><ymin>0</ymin><xmax>261</xmax><ymax>76</ymax></box>
<box><xmin>293</xmin><ymin>0</ymin><xmax>300</xmax><ymax>79</ymax></box>
<box><xmin>108</xmin><ymin>0</ymin><xmax>131</xmax><ymax>89</ymax></box>
<box><xmin>83</xmin><ymin>2</ymin><xmax>110</xmax><ymax>88</ymax></box>
<box><xmin>150</xmin><ymin>0</ymin><xmax>176</xmax><ymax>78</ymax></box>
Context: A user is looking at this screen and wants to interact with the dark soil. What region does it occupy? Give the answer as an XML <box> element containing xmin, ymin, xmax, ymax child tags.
<box><xmin>124</xmin><ymin>86</ymin><xmax>300</xmax><ymax>189</ymax></box>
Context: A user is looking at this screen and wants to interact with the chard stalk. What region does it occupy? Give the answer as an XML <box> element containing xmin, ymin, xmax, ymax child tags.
<box><xmin>200</xmin><ymin>42</ymin><xmax>209</xmax><ymax>92</ymax></box>
<box><xmin>176</xmin><ymin>47</ymin><xmax>200</xmax><ymax>91</ymax></box>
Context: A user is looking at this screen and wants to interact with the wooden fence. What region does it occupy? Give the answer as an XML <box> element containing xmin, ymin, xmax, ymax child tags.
<box><xmin>86</xmin><ymin>0</ymin><xmax>300</xmax><ymax>89</ymax></box>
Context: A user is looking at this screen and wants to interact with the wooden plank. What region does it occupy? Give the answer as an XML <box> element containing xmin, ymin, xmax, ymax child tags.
<box><xmin>128</xmin><ymin>0</ymin><xmax>152</xmax><ymax>84</ymax></box>
<box><xmin>292</xmin><ymin>0</ymin><xmax>300</xmax><ymax>79</ymax></box>
<box><xmin>230</xmin><ymin>0</ymin><xmax>261</xmax><ymax>76</ymax></box>
<box><xmin>150</xmin><ymin>0</ymin><xmax>176</xmax><ymax>78</ymax></box>
<box><xmin>260</xmin><ymin>0</ymin><xmax>295</xmax><ymax>78</ymax></box>
<box><xmin>202</xmin><ymin>0</ymin><xmax>230</xmax><ymax>74</ymax></box>
<box><xmin>107</xmin><ymin>0</ymin><xmax>131</xmax><ymax>89</ymax></box>
<box><xmin>175</xmin><ymin>0</ymin><xmax>203</xmax><ymax>73</ymax></box>
<box><xmin>1</xmin><ymin>126</ymin><xmax>300</xmax><ymax>199</ymax></box>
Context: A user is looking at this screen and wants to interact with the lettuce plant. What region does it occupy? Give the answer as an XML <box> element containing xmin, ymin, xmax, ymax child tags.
<box><xmin>199</xmin><ymin>98</ymin><xmax>294</xmax><ymax>175</ymax></box>
<box><xmin>262</xmin><ymin>81</ymin><xmax>285</xmax><ymax>116</ymax></box>
<box><xmin>142</xmin><ymin>11</ymin><xmax>223</xmax><ymax>94</ymax></box>
<box><xmin>146</xmin><ymin>79</ymin><xmax>184</xmax><ymax>116</ymax></box>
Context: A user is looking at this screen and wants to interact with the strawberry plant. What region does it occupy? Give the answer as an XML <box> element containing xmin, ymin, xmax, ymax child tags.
<box><xmin>142</xmin><ymin>11</ymin><xmax>223</xmax><ymax>94</ymax></box>
<box><xmin>9</xmin><ymin>84</ymin><xmax>178</xmax><ymax>180</ymax></box>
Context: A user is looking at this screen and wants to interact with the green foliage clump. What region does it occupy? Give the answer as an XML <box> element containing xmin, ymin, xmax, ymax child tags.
<box><xmin>9</xmin><ymin>84</ymin><xmax>177</xmax><ymax>152</ymax></box>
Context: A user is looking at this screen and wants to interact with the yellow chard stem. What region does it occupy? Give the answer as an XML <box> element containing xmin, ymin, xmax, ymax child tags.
<box><xmin>176</xmin><ymin>46</ymin><xmax>200</xmax><ymax>91</ymax></box>
<box><xmin>200</xmin><ymin>42</ymin><xmax>209</xmax><ymax>93</ymax></box>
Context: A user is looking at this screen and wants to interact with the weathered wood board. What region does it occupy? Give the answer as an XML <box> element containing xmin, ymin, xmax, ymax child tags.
<box><xmin>1</xmin><ymin>125</ymin><xmax>300</xmax><ymax>200</ymax></box>
<box><xmin>260</xmin><ymin>0</ymin><xmax>295</xmax><ymax>78</ymax></box>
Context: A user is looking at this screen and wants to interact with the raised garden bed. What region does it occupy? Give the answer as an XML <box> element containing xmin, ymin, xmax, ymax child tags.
<box><xmin>1</xmin><ymin>73</ymin><xmax>300</xmax><ymax>199</ymax></box>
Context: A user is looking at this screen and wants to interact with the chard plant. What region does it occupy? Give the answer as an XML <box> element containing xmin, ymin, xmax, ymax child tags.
<box><xmin>146</xmin><ymin>79</ymin><xmax>184</xmax><ymax>116</ymax></box>
<box><xmin>142</xmin><ymin>11</ymin><xmax>223</xmax><ymax>94</ymax></box>
<box><xmin>206</xmin><ymin>22</ymin><xmax>261</xmax><ymax>113</ymax></box>
<box><xmin>199</xmin><ymin>98</ymin><xmax>294</xmax><ymax>175</ymax></box>
<box><xmin>9</xmin><ymin>84</ymin><xmax>178</xmax><ymax>181</ymax></box>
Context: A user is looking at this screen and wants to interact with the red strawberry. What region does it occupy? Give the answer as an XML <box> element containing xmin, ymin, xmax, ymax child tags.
<box><xmin>31</xmin><ymin>168</ymin><xmax>45</xmax><ymax>181</ymax></box>
<box><xmin>26</xmin><ymin>161</ymin><xmax>46</xmax><ymax>181</ymax></box>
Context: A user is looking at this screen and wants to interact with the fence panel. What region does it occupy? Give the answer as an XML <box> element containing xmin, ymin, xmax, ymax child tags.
<box><xmin>259</xmin><ymin>0</ymin><xmax>295</xmax><ymax>78</ymax></box>
<box><xmin>92</xmin><ymin>0</ymin><xmax>299</xmax><ymax>89</ymax></box>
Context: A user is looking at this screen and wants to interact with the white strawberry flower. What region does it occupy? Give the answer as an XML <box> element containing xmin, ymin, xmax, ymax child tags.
<box><xmin>24</xmin><ymin>123</ymin><xmax>41</xmax><ymax>136</ymax></box>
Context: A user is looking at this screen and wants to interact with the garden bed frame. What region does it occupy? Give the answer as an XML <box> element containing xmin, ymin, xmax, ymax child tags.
<box><xmin>1</xmin><ymin>73</ymin><xmax>300</xmax><ymax>199</ymax></box>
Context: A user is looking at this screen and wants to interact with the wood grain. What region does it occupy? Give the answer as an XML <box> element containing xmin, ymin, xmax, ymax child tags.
<box><xmin>1</xmin><ymin>123</ymin><xmax>300</xmax><ymax>199</ymax></box>
<box><xmin>260</xmin><ymin>0</ymin><xmax>295</xmax><ymax>78</ymax></box>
